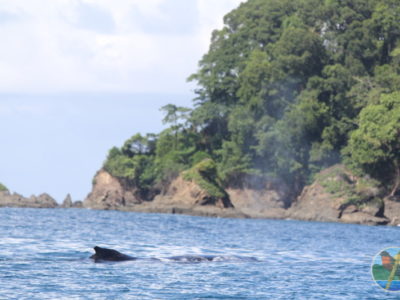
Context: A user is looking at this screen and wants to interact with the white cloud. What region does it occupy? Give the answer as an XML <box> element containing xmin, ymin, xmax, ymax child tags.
<box><xmin>0</xmin><ymin>0</ymin><xmax>244</xmax><ymax>94</ymax></box>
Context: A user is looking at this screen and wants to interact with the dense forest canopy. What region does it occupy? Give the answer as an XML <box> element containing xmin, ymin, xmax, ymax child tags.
<box><xmin>104</xmin><ymin>0</ymin><xmax>400</xmax><ymax>200</ymax></box>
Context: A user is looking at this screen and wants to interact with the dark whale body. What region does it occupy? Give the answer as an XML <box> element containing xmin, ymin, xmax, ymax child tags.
<box><xmin>90</xmin><ymin>247</ymin><xmax>213</xmax><ymax>263</ymax></box>
<box><xmin>90</xmin><ymin>246</ymin><xmax>259</xmax><ymax>263</ymax></box>
<box><xmin>168</xmin><ymin>255</ymin><xmax>216</xmax><ymax>262</ymax></box>
<box><xmin>90</xmin><ymin>246</ymin><xmax>136</xmax><ymax>262</ymax></box>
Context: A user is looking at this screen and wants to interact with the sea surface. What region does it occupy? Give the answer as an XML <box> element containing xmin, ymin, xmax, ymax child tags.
<box><xmin>0</xmin><ymin>208</ymin><xmax>399</xmax><ymax>299</ymax></box>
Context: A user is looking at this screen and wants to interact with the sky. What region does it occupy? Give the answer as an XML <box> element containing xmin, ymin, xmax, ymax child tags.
<box><xmin>0</xmin><ymin>0</ymin><xmax>244</xmax><ymax>202</ymax></box>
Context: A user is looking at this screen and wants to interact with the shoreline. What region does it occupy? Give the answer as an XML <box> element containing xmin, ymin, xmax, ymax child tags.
<box><xmin>0</xmin><ymin>198</ymin><xmax>397</xmax><ymax>226</ymax></box>
<box><xmin>2</xmin><ymin>164</ymin><xmax>399</xmax><ymax>226</ymax></box>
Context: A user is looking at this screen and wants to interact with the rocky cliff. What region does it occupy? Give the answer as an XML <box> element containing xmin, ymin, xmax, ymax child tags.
<box><xmin>83</xmin><ymin>170</ymin><xmax>142</xmax><ymax>210</ymax></box>
<box><xmin>288</xmin><ymin>165</ymin><xmax>392</xmax><ymax>225</ymax></box>
<box><xmin>61</xmin><ymin>194</ymin><xmax>83</xmax><ymax>208</ymax></box>
<box><xmin>227</xmin><ymin>187</ymin><xmax>288</xmax><ymax>219</ymax></box>
<box><xmin>0</xmin><ymin>191</ymin><xmax>58</xmax><ymax>208</ymax></box>
<box><xmin>83</xmin><ymin>164</ymin><xmax>400</xmax><ymax>225</ymax></box>
<box><xmin>83</xmin><ymin>166</ymin><xmax>289</xmax><ymax>219</ymax></box>
<box><xmin>83</xmin><ymin>169</ymin><xmax>243</xmax><ymax>217</ymax></box>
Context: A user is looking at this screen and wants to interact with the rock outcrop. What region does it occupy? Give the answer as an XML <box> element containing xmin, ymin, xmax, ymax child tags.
<box><xmin>153</xmin><ymin>175</ymin><xmax>230</xmax><ymax>208</ymax></box>
<box><xmin>83</xmin><ymin>165</ymin><xmax>291</xmax><ymax>219</ymax></box>
<box><xmin>83</xmin><ymin>169</ymin><xmax>242</xmax><ymax>217</ymax></box>
<box><xmin>149</xmin><ymin>175</ymin><xmax>241</xmax><ymax>217</ymax></box>
<box><xmin>383</xmin><ymin>197</ymin><xmax>400</xmax><ymax>226</ymax></box>
<box><xmin>72</xmin><ymin>200</ymin><xmax>83</xmax><ymax>208</ymax></box>
<box><xmin>83</xmin><ymin>170</ymin><xmax>141</xmax><ymax>210</ymax></box>
<box><xmin>61</xmin><ymin>193</ymin><xmax>83</xmax><ymax>208</ymax></box>
<box><xmin>227</xmin><ymin>180</ymin><xmax>289</xmax><ymax>219</ymax></box>
<box><xmin>0</xmin><ymin>191</ymin><xmax>58</xmax><ymax>208</ymax></box>
<box><xmin>61</xmin><ymin>194</ymin><xmax>73</xmax><ymax>208</ymax></box>
<box><xmin>288</xmin><ymin>165</ymin><xmax>389</xmax><ymax>225</ymax></box>
<box><xmin>82</xmin><ymin>164</ymin><xmax>399</xmax><ymax>225</ymax></box>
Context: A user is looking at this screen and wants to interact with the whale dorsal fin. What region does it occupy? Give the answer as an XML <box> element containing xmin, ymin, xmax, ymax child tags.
<box><xmin>91</xmin><ymin>246</ymin><xmax>135</xmax><ymax>262</ymax></box>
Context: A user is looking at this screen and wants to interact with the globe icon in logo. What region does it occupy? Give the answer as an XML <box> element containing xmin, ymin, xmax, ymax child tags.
<box><xmin>372</xmin><ymin>247</ymin><xmax>400</xmax><ymax>292</ymax></box>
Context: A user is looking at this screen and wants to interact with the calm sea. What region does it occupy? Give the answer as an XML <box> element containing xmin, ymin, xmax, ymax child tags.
<box><xmin>0</xmin><ymin>208</ymin><xmax>398</xmax><ymax>299</ymax></box>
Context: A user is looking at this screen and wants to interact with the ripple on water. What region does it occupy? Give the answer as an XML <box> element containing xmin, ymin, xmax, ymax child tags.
<box><xmin>0</xmin><ymin>208</ymin><xmax>399</xmax><ymax>299</ymax></box>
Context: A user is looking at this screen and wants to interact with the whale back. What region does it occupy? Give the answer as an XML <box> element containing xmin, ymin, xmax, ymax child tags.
<box><xmin>90</xmin><ymin>246</ymin><xmax>136</xmax><ymax>262</ymax></box>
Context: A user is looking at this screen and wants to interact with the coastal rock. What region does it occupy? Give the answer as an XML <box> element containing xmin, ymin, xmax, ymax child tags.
<box><xmin>341</xmin><ymin>205</ymin><xmax>358</xmax><ymax>214</ymax></box>
<box><xmin>360</xmin><ymin>200</ymin><xmax>384</xmax><ymax>217</ymax></box>
<box><xmin>288</xmin><ymin>165</ymin><xmax>385</xmax><ymax>224</ymax></box>
<box><xmin>340</xmin><ymin>212</ymin><xmax>388</xmax><ymax>225</ymax></box>
<box><xmin>288</xmin><ymin>183</ymin><xmax>342</xmax><ymax>222</ymax></box>
<box><xmin>0</xmin><ymin>191</ymin><xmax>58</xmax><ymax>208</ymax></box>
<box><xmin>383</xmin><ymin>198</ymin><xmax>400</xmax><ymax>225</ymax></box>
<box><xmin>62</xmin><ymin>194</ymin><xmax>73</xmax><ymax>208</ymax></box>
<box><xmin>61</xmin><ymin>194</ymin><xmax>83</xmax><ymax>208</ymax></box>
<box><xmin>34</xmin><ymin>193</ymin><xmax>58</xmax><ymax>208</ymax></box>
<box><xmin>83</xmin><ymin>170</ymin><xmax>141</xmax><ymax>210</ymax></box>
<box><xmin>226</xmin><ymin>185</ymin><xmax>288</xmax><ymax>219</ymax></box>
<box><xmin>81</xmin><ymin>163</ymin><xmax>398</xmax><ymax>225</ymax></box>
<box><xmin>153</xmin><ymin>175</ymin><xmax>233</xmax><ymax>209</ymax></box>
<box><xmin>72</xmin><ymin>200</ymin><xmax>83</xmax><ymax>208</ymax></box>
<box><xmin>83</xmin><ymin>168</ymin><xmax>241</xmax><ymax>217</ymax></box>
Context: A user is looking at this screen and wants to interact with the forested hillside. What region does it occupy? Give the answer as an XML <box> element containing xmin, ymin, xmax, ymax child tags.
<box><xmin>103</xmin><ymin>0</ymin><xmax>400</xmax><ymax>201</ymax></box>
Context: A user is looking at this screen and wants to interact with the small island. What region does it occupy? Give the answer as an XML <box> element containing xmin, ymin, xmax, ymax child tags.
<box><xmin>82</xmin><ymin>0</ymin><xmax>400</xmax><ymax>225</ymax></box>
<box><xmin>2</xmin><ymin>0</ymin><xmax>400</xmax><ymax>226</ymax></box>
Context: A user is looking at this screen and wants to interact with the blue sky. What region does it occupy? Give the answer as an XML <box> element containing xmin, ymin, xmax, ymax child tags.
<box><xmin>0</xmin><ymin>0</ymin><xmax>243</xmax><ymax>202</ymax></box>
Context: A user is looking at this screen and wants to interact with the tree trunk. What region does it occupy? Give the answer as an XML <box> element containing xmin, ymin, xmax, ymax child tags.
<box><xmin>390</xmin><ymin>161</ymin><xmax>400</xmax><ymax>197</ymax></box>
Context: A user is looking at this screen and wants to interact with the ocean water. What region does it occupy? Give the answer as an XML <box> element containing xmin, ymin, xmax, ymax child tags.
<box><xmin>0</xmin><ymin>208</ymin><xmax>399</xmax><ymax>299</ymax></box>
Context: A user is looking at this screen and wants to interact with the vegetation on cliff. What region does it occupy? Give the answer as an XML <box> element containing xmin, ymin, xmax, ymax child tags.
<box><xmin>103</xmin><ymin>0</ymin><xmax>400</xmax><ymax>201</ymax></box>
<box><xmin>315</xmin><ymin>165</ymin><xmax>383</xmax><ymax>209</ymax></box>
<box><xmin>344</xmin><ymin>92</ymin><xmax>400</xmax><ymax>196</ymax></box>
<box><xmin>182</xmin><ymin>159</ymin><xmax>228</xmax><ymax>199</ymax></box>
<box><xmin>0</xmin><ymin>183</ymin><xmax>8</xmax><ymax>192</ymax></box>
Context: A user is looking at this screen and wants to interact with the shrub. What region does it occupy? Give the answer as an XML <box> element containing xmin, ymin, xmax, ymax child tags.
<box><xmin>0</xmin><ymin>183</ymin><xmax>8</xmax><ymax>192</ymax></box>
<box><xmin>182</xmin><ymin>159</ymin><xmax>227</xmax><ymax>198</ymax></box>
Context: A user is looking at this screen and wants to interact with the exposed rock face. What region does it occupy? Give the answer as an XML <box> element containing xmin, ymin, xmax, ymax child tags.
<box><xmin>62</xmin><ymin>194</ymin><xmax>73</xmax><ymax>208</ymax></box>
<box><xmin>288</xmin><ymin>165</ymin><xmax>389</xmax><ymax>225</ymax></box>
<box><xmin>73</xmin><ymin>200</ymin><xmax>83</xmax><ymax>208</ymax></box>
<box><xmin>383</xmin><ymin>197</ymin><xmax>400</xmax><ymax>225</ymax></box>
<box><xmin>145</xmin><ymin>174</ymin><xmax>241</xmax><ymax>218</ymax></box>
<box><xmin>155</xmin><ymin>175</ymin><xmax>232</xmax><ymax>209</ymax></box>
<box><xmin>289</xmin><ymin>183</ymin><xmax>343</xmax><ymax>222</ymax></box>
<box><xmin>83</xmin><ymin>170</ymin><xmax>141</xmax><ymax>210</ymax></box>
<box><xmin>227</xmin><ymin>187</ymin><xmax>288</xmax><ymax>219</ymax></box>
<box><xmin>83</xmin><ymin>170</ymin><xmax>243</xmax><ymax>217</ymax></box>
<box><xmin>82</xmin><ymin>164</ymin><xmax>398</xmax><ymax>225</ymax></box>
<box><xmin>340</xmin><ymin>212</ymin><xmax>388</xmax><ymax>225</ymax></box>
<box><xmin>83</xmin><ymin>167</ymin><xmax>287</xmax><ymax>218</ymax></box>
<box><xmin>0</xmin><ymin>191</ymin><xmax>58</xmax><ymax>208</ymax></box>
<box><xmin>61</xmin><ymin>194</ymin><xmax>83</xmax><ymax>208</ymax></box>
<box><xmin>35</xmin><ymin>193</ymin><xmax>58</xmax><ymax>208</ymax></box>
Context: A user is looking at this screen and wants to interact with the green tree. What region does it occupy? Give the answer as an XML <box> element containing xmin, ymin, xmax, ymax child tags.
<box><xmin>160</xmin><ymin>104</ymin><xmax>191</xmax><ymax>126</ymax></box>
<box><xmin>100</xmin><ymin>0</ymin><xmax>400</xmax><ymax>204</ymax></box>
<box><xmin>345</xmin><ymin>92</ymin><xmax>400</xmax><ymax>196</ymax></box>
<box><xmin>121</xmin><ymin>133</ymin><xmax>156</xmax><ymax>157</ymax></box>
<box><xmin>154</xmin><ymin>128</ymin><xmax>196</xmax><ymax>182</ymax></box>
<box><xmin>160</xmin><ymin>104</ymin><xmax>191</xmax><ymax>150</ymax></box>
<box><xmin>189</xmin><ymin>102</ymin><xmax>229</xmax><ymax>153</ymax></box>
<box><xmin>188</xmin><ymin>0</ymin><xmax>400</xmax><ymax>190</ymax></box>
<box><xmin>103</xmin><ymin>134</ymin><xmax>158</xmax><ymax>194</ymax></box>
